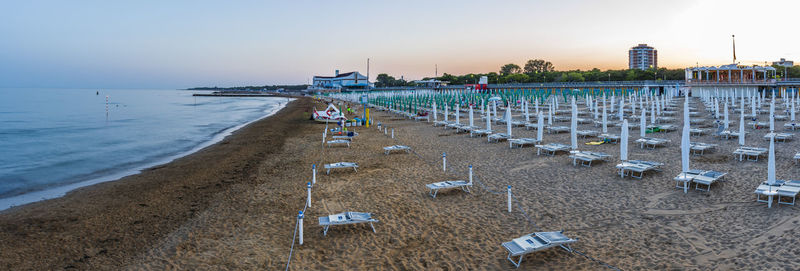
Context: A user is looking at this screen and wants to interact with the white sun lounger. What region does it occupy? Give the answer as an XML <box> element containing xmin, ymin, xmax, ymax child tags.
<box><xmin>535</xmin><ymin>143</ymin><xmax>571</xmax><ymax>156</ymax></box>
<box><xmin>502</xmin><ymin>231</ymin><xmax>577</xmax><ymax>268</ymax></box>
<box><xmin>576</xmin><ymin>130</ymin><xmax>598</xmax><ymax>138</ymax></box>
<box><xmin>488</xmin><ymin>133</ymin><xmax>511</xmax><ymax>142</ymax></box>
<box><xmin>524</xmin><ymin>123</ymin><xmax>539</xmax><ymax>130</ymax></box>
<box><xmin>318</xmin><ymin>212</ymin><xmax>379</xmax><ymax>236</ymax></box>
<box><xmin>784</xmin><ymin>122</ymin><xmax>799</xmax><ymax>130</ymax></box>
<box><xmin>690</xmin><ymin>118</ymin><xmax>706</xmax><ymax>124</ymax></box>
<box><xmin>675</xmin><ymin>169</ymin><xmax>727</xmax><ymax>192</ymax></box>
<box><xmin>546</xmin><ymin>126</ymin><xmax>570</xmax><ymax>134</ymax></box>
<box><xmin>383</xmin><ymin>145</ymin><xmax>411</xmax><ymax>155</ymax></box>
<box><xmin>689</xmin><ymin>128</ymin><xmax>706</xmax><ymax>136</ymax></box>
<box><xmin>471</xmin><ymin>129</ymin><xmax>492</xmax><ymax>137</ymax></box>
<box><xmin>689</xmin><ymin>142</ymin><xmax>717</xmax><ymax>155</ymax></box>
<box><xmin>414</xmin><ymin>115</ymin><xmax>429</xmax><ymax>121</ymax></box>
<box><xmin>324</xmin><ymin>162</ymin><xmax>358</xmax><ymax>174</ymax></box>
<box><xmin>656</xmin><ymin>124</ymin><xmax>677</xmax><ymax>132</ymax></box>
<box><xmin>509</xmin><ymin>138</ymin><xmax>541</xmax><ymax>149</ymax></box>
<box><xmin>553</xmin><ymin>116</ymin><xmax>570</xmax><ymax>122</ymax></box>
<box><xmin>635</xmin><ymin>137</ymin><xmax>670</xmax><ymax>149</ymax></box>
<box><xmin>326</xmin><ymin>139</ymin><xmax>351</xmax><ymax>148</ymax></box>
<box><xmin>774</xmin><ymin>115</ymin><xmax>788</xmax><ymax>121</ymax></box>
<box><xmin>794</xmin><ymin>152</ymin><xmax>800</xmax><ymax>164</ymax></box>
<box><xmin>733</xmin><ymin>147</ymin><xmax>768</xmax><ymax>161</ymax></box>
<box><xmin>576</xmin><ymin>118</ymin><xmax>592</xmax><ymax>124</ymax></box>
<box><xmin>746</xmin><ymin>121</ymin><xmax>768</xmax><ymax>129</ymax></box>
<box><xmin>656</xmin><ymin>116</ymin><xmax>676</xmax><ymax>123</ymax></box>
<box><xmin>777</xmin><ymin>180</ymin><xmax>800</xmax><ymax>205</ymax></box>
<box><xmin>755</xmin><ymin>181</ymin><xmax>783</xmax><ymax>206</ymax></box>
<box><xmin>568</xmin><ymin>151</ymin><xmax>610</xmax><ymax>167</ymax></box>
<box><xmin>425</xmin><ymin>180</ymin><xmax>472</xmax><ymax>198</ymax></box>
<box><xmin>433</xmin><ymin>120</ymin><xmax>449</xmax><ymax>127</ymax></box>
<box><xmin>457</xmin><ymin>125</ymin><xmax>479</xmax><ymax>133</ymax></box>
<box><xmin>332</xmin><ymin>132</ymin><xmax>358</xmax><ymax>141</ymax></box>
<box><xmin>616</xmin><ymin>160</ymin><xmax>664</xmax><ymax>179</ymax></box>
<box><xmin>764</xmin><ymin>132</ymin><xmax>793</xmax><ymax>142</ymax></box>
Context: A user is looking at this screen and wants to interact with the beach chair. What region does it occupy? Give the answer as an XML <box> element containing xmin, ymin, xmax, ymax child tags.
<box><xmin>524</xmin><ymin>122</ymin><xmax>539</xmax><ymax>130</ymax></box>
<box><xmin>657</xmin><ymin>124</ymin><xmax>677</xmax><ymax>133</ymax></box>
<box><xmin>777</xmin><ymin>180</ymin><xmax>800</xmax><ymax>205</ymax></box>
<box><xmin>457</xmin><ymin>125</ymin><xmax>479</xmax><ymax>134</ymax></box>
<box><xmin>784</xmin><ymin>122</ymin><xmax>799</xmax><ymax>130</ymax></box>
<box><xmin>576</xmin><ymin>118</ymin><xmax>592</xmax><ymax>124</ymax></box>
<box><xmin>774</xmin><ymin>115</ymin><xmax>788</xmax><ymax>121</ymax></box>
<box><xmin>615</xmin><ymin>160</ymin><xmax>663</xmax><ymax>179</ymax></box>
<box><xmin>685</xmin><ymin>170</ymin><xmax>727</xmax><ymax>191</ymax></box>
<box><xmin>535</xmin><ymin>143</ymin><xmax>571</xmax><ymax>156</ymax></box>
<box><xmin>568</xmin><ymin>150</ymin><xmax>610</xmax><ymax>167</ymax></box>
<box><xmin>488</xmin><ymin>133</ymin><xmax>511</xmax><ymax>142</ymax></box>
<box><xmin>576</xmin><ymin>130</ymin><xmax>599</xmax><ymax>138</ymax></box>
<box><xmin>689</xmin><ymin>128</ymin><xmax>706</xmax><ymax>136</ymax></box>
<box><xmin>433</xmin><ymin>120</ymin><xmax>449</xmax><ymax>127</ymax></box>
<box><xmin>318</xmin><ymin>212</ymin><xmax>379</xmax><ymax>236</ymax></box>
<box><xmin>332</xmin><ymin>132</ymin><xmax>358</xmax><ymax>141</ymax></box>
<box><xmin>635</xmin><ymin>137</ymin><xmax>670</xmax><ymax>149</ymax></box>
<box><xmin>326</xmin><ymin>139</ymin><xmax>351</xmax><ymax>148</ymax></box>
<box><xmin>546</xmin><ymin>126</ymin><xmax>570</xmax><ymax>134</ymax></box>
<box><xmin>599</xmin><ymin>133</ymin><xmax>620</xmax><ymax>144</ymax></box>
<box><xmin>754</xmin><ymin>181</ymin><xmax>784</xmax><ymax>207</ymax></box>
<box><xmin>689</xmin><ymin>142</ymin><xmax>717</xmax><ymax>155</ymax></box>
<box><xmin>764</xmin><ymin>132</ymin><xmax>793</xmax><ymax>143</ymax></box>
<box><xmin>502</xmin><ymin>231</ymin><xmax>577</xmax><ymax>268</ymax></box>
<box><xmin>656</xmin><ymin>116</ymin><xmax>676</xmax><ymax>123</ymax></box>
<box><xmin>509</xmin><ymin>138</ymin><xmax>540</xmax><ymax>149</ymax></box>
<box><xmin>733</xmin><ymin>147</ymin><xmax>768</xmax><ymax>161</ymax></box>
<box><xmin>425</xmin><ymin>180</ymin><xmax>472</xmax><ymax>198</ymax></box>
<box><xmin>747</xmin><ymin>121</ymin><xmax>768</xmax><ymax>129</ymax></box>
<box><xmin>383</xmin><ymin>145</ymin><xmax>411</xmax><ymax>155</ymax></box>
<box><xmin>553</xmin><ymin>116</ymin><xmax>570</xmax><ymax>122</ymax></box>
<box><xmin>690</xmin><ymin>118</ymin><xmax>706</xmax><ymax>125</ymax></box>
<box><xmin>795</xmin><ymin>152</ymin><xmax>800</xmax><ymax>165</ymax></box>
<box><xmin>470</xmin><ymin>129</ymin><xmax>492</xmax><ymax>137</ymax></box>
<box><xmin>324</xmin><ymin>162</ymin><xmax>358</xmax><ymax>174</ymax></box>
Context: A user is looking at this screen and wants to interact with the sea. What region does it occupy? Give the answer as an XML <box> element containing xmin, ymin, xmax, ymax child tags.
<box><xmin>0</xmin><ymin>88</ymin><xmax>291</xmax><ymax>210</ymax></box>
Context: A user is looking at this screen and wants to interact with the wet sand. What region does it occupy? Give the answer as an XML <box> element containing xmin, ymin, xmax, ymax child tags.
<box><xmin>2</xmin><ymin>97</ymin><xmax>800</xmax><ymax>270</ymax></box>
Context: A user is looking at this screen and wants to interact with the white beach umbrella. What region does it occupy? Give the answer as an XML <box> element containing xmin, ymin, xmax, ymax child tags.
<box><xmin>433</xmin><ymin>101</ymin><xmax>438</xmax><ymax>122</ymax></box>
<box><xmin>739</xmin><ymin>106</ymin><xmax>746</xmax><ymax>146</ymax></box>
<box><xmin>714</xmin><ymin>98</ymin><xmax>720</xmax><ymax>119</ymax></box>
<box><xmin>506</xmin><ymin>103</ymin><xmax>512</xmax><ymax>137</ymax></box>
<box><xmin>469</xmin><ymin>105</ymin><xmax>474</xmax><ymax>127</ymax></box>
<box><xmin>681</xmin><ymin>104</ymin><xmax>690</xmax><ymax>173</ymax></box>
<box><xmin>650</xmin><ymin>100</ymin><xmax>656</xmax><ymax>125</ymax></box>
<box><xmin>593</xmin><ymin>98</ymin><xmax>599</xmax><ymax>119</ymax></box>
<box><xmin>524</xmin><ymin>99</ymin><xmax>530</xmax><ymax>123</ymax></box>
<box><xmin>548</xmin><ymin>103</ymin><xmax>553</xmax><ymax>125</ymax></box>
<box><xmin>621</xmin><ymin>119</ymin><xmax>629</xmax><ymax>162</ymax></box>
<box><xmin>640</xmin><ymin>105</ymin><xmax>646</xmax><ymax>138</ymax></box>
<box><xmin>455</xmin><ymin>103</ymin><xmax>460</xmax><ymax>124</ymax></box>
<box><xmin>444</xmin><ymin>104</ymin><xmax>449</xmax><ymax>122</ymax></box>
<box><xmin>486</xmin><ymin>103</ymin><xmax>491</xmax><ymax>131</ymax></box>
<box><xmin>610</xmin><ymin>95</ymin><xmax>615</xmax><ymax>113</ymax></box>
<box><xmin>792</xmin><ymin>99</ymin><xmax>796</xmax><ymax>122</ymax></box>
<box><xmin>751</xmin><ymin>94</ymin><xmax>757</xmax><ymax>117</ymax></box>
<box><xmin>493</xmin><ymin>101</ymin><xmax>498</xmax><ymax>122</ymax></box>
<box><xmin>723</xmin><ymin>103</ymin><xmax>729</xmax><ymax>130</ymax></box>
<box><xmin>537</xmin><ymin>112</ymin><xmax>544</xmax><ymax>141</ymax></box>
<box><xmin>618</xmin><ymin>99</ymin><xmax>624</xmax><ymax>121</ymax></box>
<box><xmin>571</xmin><ymin>97</ymin><xmax>578</xmax><ymax>150</ymax></box>
<box><xmin>767</xmin><ymin>135</ymin><xmax>776</xmax><ymax>187</ymax></box>
<box><xmin>535</xmin><ymin>98</ymin><xmax>539</xmax><ymax>113</ymax></box>
<box><xmin>602</xmin><ymin>94</ymin><xmax>608</xmax><ymax>133</ymax></box>
<box><xmin>770</xmin><ymin>100</ymin><xmax>775</xmax><ymax>132</ymax></box>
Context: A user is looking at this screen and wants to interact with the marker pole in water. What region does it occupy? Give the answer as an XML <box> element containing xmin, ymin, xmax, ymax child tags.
<box><xmin>306</xmin><ymin>182</ymin><xmax>312</xmax><ymax>207</ymax></box>
<box><xmin>312</xmin><ymin>164</ymin><xmax>316</xmax><ymax>185</ymax></box>
<box><xmin>298</xmin><ymin>211</ymin><xmax>304</xmax><ymax>245</ymax></box>
<box><xmin>442</xmin><ymin>152</ymin><xmax>447</xmax><ymax>172</ymax></box>
<box><xmin>507</xmin><ymin>185</ymin><xmax>512</xmax><ymax>213</ymax></box>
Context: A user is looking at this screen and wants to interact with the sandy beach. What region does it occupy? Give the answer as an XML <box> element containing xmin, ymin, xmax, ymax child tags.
<box><xmin>2</xmin><ymin>96</ymin><xmax>800</xmax><ymax>270</ymax></box>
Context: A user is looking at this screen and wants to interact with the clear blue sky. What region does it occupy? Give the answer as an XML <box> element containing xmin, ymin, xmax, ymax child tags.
<box><xmin>1</xmin><ymin>0</ymin><xmax>797</xmax><ymax>88</ymax></box>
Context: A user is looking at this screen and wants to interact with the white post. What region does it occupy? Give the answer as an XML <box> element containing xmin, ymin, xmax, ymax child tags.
<box><xmin>468</xmin><ymin>165</ymin><xmax>473</xmax><ymax>185</ymax></box>
<box><xmin>442</xmin><ymin>152</ymin><xmax>447</xmax><ymax>172</ymax></box>
<box><xmin>507</xmin><ymin>185</ymin><xmax>512</xmax><ymax>213</ymax></box>
<box><xmin>384</xmin><ymin>127</ymin><xmax>387</xmax><ymax>135</ymax></box>
<box><xmin>312</xmin><ymin>164</ymin><xmax>316</xmax><ymax>185</ymax></box>
<box><xmin>298</xmin><ymin>211</ymin><xmax>304</xmax><ymax>245</ymax></box>
<box><xmin>306</xmin><ymin>182</ymin><xmax>312</xmax><ymax>207</ymax></box>
<box><xmin>391</xmin><ymin>128</ymin><xmax>395</xmax><ymax>139</ymax></box>
<box><xmin>322</xmin><ymin>131</ymin><xmax>326</xmax><ymax>146</ymax></box>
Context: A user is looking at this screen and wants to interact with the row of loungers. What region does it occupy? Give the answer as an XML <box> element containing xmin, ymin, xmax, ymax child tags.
<box><xmin>755</xmin><ymin>180</ymin><xmax>800</xmax><ymax>206</ymax></box>
<box><xmin>616</xmin><ymin>160</ymin><xmax>664</xmax><ymax>179</ymax></box>
<box><xmin>674</xmin><ymin>170</ymin><xmax>727</xmax><ymax>192</ymax></box>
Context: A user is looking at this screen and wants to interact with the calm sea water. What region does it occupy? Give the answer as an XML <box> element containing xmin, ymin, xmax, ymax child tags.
<box><xmin>0</xmin><ymin>88</ymin><xmax>290</xmax><ymax>209</ymax></box>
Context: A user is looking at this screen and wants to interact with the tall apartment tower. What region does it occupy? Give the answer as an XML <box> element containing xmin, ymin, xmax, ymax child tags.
<box><xmin>628</xmin><ymin>44</ymin><xmax>657</xmax><ymax>70</ymax></box>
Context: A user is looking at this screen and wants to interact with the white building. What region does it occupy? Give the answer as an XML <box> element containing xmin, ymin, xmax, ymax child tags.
<box><xmin>312</xmin><ymin>70</ymin><xmax>369</xmax><ymax>90</ymax></box>
<box><xmin>628</xmin><ymin>44</ymin><xmax>657</xmax><ymax>70</ymax></box>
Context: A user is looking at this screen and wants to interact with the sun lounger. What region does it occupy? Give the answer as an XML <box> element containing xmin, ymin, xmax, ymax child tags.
<box><xmin>635</xmin><ymin>137</ymin><xmax>670</xmax><ymax>149</ymax></box>
<box><xmin>414</xmin><ymin>115</ymin><xmax>429</xmax><ymax>121</ymax></box>
<box><xmin>677</xmin><ymin>169</ymin><xmax>727</xmax><ymax>192</ymax></box>
<box><xmin>689</xmin><ymin>142</ymin><xmax>717</xmax><ymax>155</ymax></box>
<box><xmin>470</xmin><ymin>129</ymin><xmax>492</xmax><ymax>137</ymax></box>
<box><xmin>656</xmin><ymin>116</ymin><xmax>676</xmax><ymax>123</ymax></box>
<box><xmin>747</xmin><ymin>121</ymin><xmax>768</xmax><ymax>129</ymax></box>
<box><xmin>568</xmin><ymin>150</ymin><xmax>610</xmax><ymax>167</ymax></box>
<box><xmin>576</xmin><ymin>118</ymin><xmax>592</xmax><ymax>124</ymax></box>
<box><xmin>510</xmin><ymin>120</ymin><xmax>527</xmax><ymax>127</ymax></box>
<box><xmin>535</xmin><ymin>143</ymin><xmax>571</xmax><ymax>156</ymax></box>
<box><xmin>509</xmin><ymin>138</ymin><xmax>541</xmax><ymax>149</ymax></box>
<box><xmin>599</xmin><ymin>133</ymin><xmax>620</xmax><ymax>144</ymax></box>
<box><xmin>733</xmin><ymin>147</ymin><xmax>768</xmax><ymax>161</ymax></box>
<box><xmin>383</xmin><ymin>145</ymin><xmax>411</xmax><ymax>155</ymax></box>
<box><xmin>774</xmin><ymin>115</ymin><xmax>788</xmax><ymax>121</ymax></box>
<box><xmin>425</xmin><ymin>180</ymin><xmax>472</xmax><ymax>198</ymax></box>
<box><xmin>326</xmin><ymin>139</ymin><xmax>351</xmax><ymax>148</ymax></box>
<box><xmin>324</xmin><ymin>162</ymin><xmax>358</xmax><ymax>174</ymax></box>
<box><xmin>553</xmin><ymin>116</ymin><xmax>570</xmax><ymax>122</ymax></box>
<box><xmin>689</xmin><ymin>128</ymin><xmax>706</xmax><ymax>136</ymax></box>
<box><xmin>764</xmin><ymin>132</ymin><xmax>793</xmax><ymax>142</ymax></box>
<box><xmin>546</xmin><ymin>126</ymin><xmax>570</xmax><ymax>134</ymax></box>
<box><xmin>502</xmin><ymin>231</ymin><xmax>577</xmax><ymax>268</ymax></box>
<box><xmin>576</xmin><ymin>130</ymin><xmax>599</xmax><ymax>138</ymax></box>
<box><xmin>784</xmin><ymin>122</ymin><xmax>799</xmax><ymax>130</ymax></box>
<box><xmin>776</xmin><ymin>180</ymin><xmax>800</xmax><ymax>205</ymax></box>
<box><xmin>593</xmin><ymin>120</ymin><xmax>619</xmax><ymax>127</ymax></box>
<box><xmin>332</xmin><ymin>132</ymin><xmax>358</xmax><ymax>141</ymax></box>
<box><xmin>616</xmin><ymin>160</ymin><xmax>664</xmax><ymax>179</ymax></box>
<box><xmin>690</xmin><ymin>118</ymin><xmax>706</xmax><ymax>124</ymax></box>
<box><xmin>433</xmin><ymin>120</ymin><xmax>450</xmax><ymax>127</ymax></box>
<box><xmin>457</xmin><ymin>125</ymin><xmax>479</xmax><ymax>133</ymax></box>
<box><xmin>524</xmin><ymin>123</ymin><xmax>539</xmax><ymax>130</ymax></box>
<box><xmin>754</xmin><ymin>181</ymin><xmax>784</xmax><ymax>206</ymax></box>
<box><xmin>656</xmin><ymin>124</ymin><xmax>677</xmax><ymax>132</ymax></box>
<box><xmin>318</xmin><ymin>212</ymin><xmax>378</xmax><ymax>236</ymax></box>
<box><xmin>488</xmin><ymin>133</ymin><xmax>511</xmax><ymax>142</ymax></box>
<box><xmin>795</xmin><ymin>152</ymin><xmax>800</xmax><ymax>164</ymax></box>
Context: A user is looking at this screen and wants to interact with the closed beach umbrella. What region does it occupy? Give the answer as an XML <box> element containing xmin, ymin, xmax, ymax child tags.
<box><xmin>769</xmin><ymin>100</ymin><xmax>775</xmax><ymax>132</ymax></box>
<box><xmin>767</xmin><ymin>135</ymin><xmax>776</xmax><ymax>186</ymax></box>
<box><xmin>493</xmin><ymin>100</ymin><xmax>498</xmax><ymax>122</ymax></box>
<box><xmin>444</xmin><ymin>104</ymin><xmax>449</xmax><ymax>122</ymax></box>
<box><xmin>610</xmin><ymin>95</ymin><xmax>615</xmax><ymax>113</ymax></box>
<box><xmin>433</xmin><ymin>101</ymin><xmax>438</xmax><ymax>122</ymax></box>
<box><xmin>681</xmin><ymin>109</ymin><xmax>690</xmax><ymax>174</ymax></box>
<box><xmin>455</xmin><ymin>103</ymin><xmax>460</xmax><ymax>124</ymax></box>
<box><xmin>602</xmin><ymin>95</ymin><xmax>608</xmax><ymax>133</ymax></box>
<box><xmin>593</xmin><ymin>98</ymin><xmax>599</xmax><ymax>119</ymax></box>
<box><xmin>571</xmin><ymin>97</ymin><xmax>578</xmax><ymax>150</ymax></box>
<box><xmin>650</xmin><ymin>100</ymin><xmax>656</xmax><ymax>125</ymax></box>
<box><xmin>537</xmin><ymin>113</ymin><xmax>544</xmax><ymax>141</ymax></box>
<box><xmin>506</xmin><ymin>103</ymin><xmax>512</xmax><ymax>137</ymax></box>
<box><xmin>524</xmin><ymin>99</ymin><xmax>530</xmax><ymax>123</ymax></box>
<box><xmin>739</xmin><ymin>106</ymin><xmax>746</xmax><ymax>146</ymax></box>
<box><xmin>618</xmin><ymin>99</ymin><xmax>624</xmax><ymax>121</ymax></box>
<box><xmin>751</xmin><ymin>95</ymin><xmax>757</xmax><ymax>117</ymax></box>
<box><xmin>724</xmin><ymin>103</ymin><xmax>729</xmax><ymax>130</ymax></box>
<box><xmin>469</xmin><ymin>105</ymin><xmax>474</xmax><ymax>127</ymax></box>
<box><xmin>548</xmin><ymin>103</ymin><xmax>553</xmax><ymax>125</ymax></box>
<box><xmin>640</xmin><ymin>104</ymin><xmax>647</xmax><ymax>138</ymax></box>
<box><xmin>486</xmin><ymin>103</ymin><xmax>492</xmax><ymax>131</ymax></box>
<box><xmin>792</xmin><ymin>97</ymin><xmax>796</xmax><ymax>122</ymax></box>
<box><xmin>621</xmin><ymin>119</ymin><xmax>629</xmax><ymax>162</ymax></box>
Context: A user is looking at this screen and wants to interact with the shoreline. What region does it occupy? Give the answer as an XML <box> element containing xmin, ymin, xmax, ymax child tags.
<box><xmin>0</xmin><ymin>97</ymin><xmax>293</xmax><ymax>211</ymax></box>
<box><xmin>0</xmin><ymin>96</ymin><xmax>314</xmax><ymax>269</ymax></box>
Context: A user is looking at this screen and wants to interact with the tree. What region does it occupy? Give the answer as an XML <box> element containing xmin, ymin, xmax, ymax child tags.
<box><xmin>504</xmin><ymin>73</ymin><xmax>530</xmax><ymax>83</ymax></box>
<box><xmin>499</xmin><ymin>63</ymin><xmax>522</xmax><ymax>76</ymax></box>
<box><xmin>375</xmin><ymin>73</ymin><xmax>396</xmax><ymax>87</ymax></box>
<box><xmin>523</xmin><ymin>59</ymin><xmax>555</xmax><ymax>74</ymax></box>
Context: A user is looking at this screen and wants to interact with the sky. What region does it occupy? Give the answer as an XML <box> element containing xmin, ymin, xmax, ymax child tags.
<box><xmin>1</xmin><ymin>0</ymin><xmax>798</xmax><ymax>88</ymax></box>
